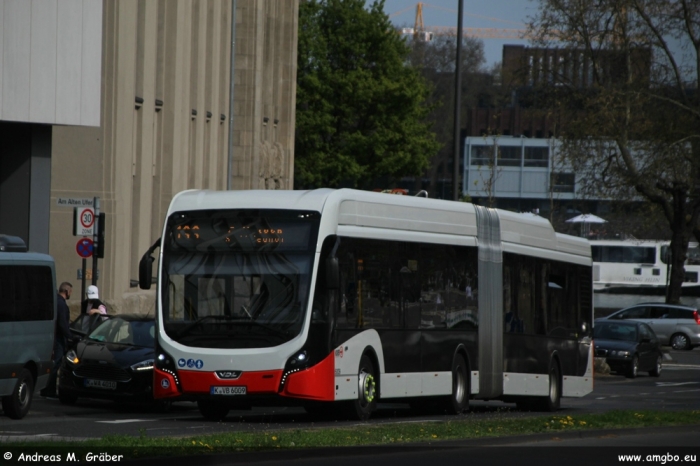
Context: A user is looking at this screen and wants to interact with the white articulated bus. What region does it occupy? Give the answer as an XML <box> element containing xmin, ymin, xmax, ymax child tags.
<box><xmin>139</xmin><ymin>189</ymin><xmax>594</xmax><ymax>421</ymax></box>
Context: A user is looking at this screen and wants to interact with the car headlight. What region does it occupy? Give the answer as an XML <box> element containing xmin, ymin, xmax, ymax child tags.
<box><xmin>130</xmin><ymin>359</ymin><xmax>155</xmax><ymax>371</ymax></box>
<box><xmin>610</xmin><ymin>350</ymin><xmax>631</xmax><ymax>358</ymax></box>
<box><xmin>65</xmin><ymin>349</ymin><xmax>79</xmax><ymax>365</ymax></box>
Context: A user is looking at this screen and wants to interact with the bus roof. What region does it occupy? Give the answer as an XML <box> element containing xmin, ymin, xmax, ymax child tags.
<box><xmin>167</xmin><ymin>189</ymin><xmax>590</xmax><ymax>259</ymax></box>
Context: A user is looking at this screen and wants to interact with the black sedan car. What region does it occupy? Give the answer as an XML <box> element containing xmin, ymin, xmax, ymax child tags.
<box><xmin>58</xmin><ymin>314</ymin><xmax>158</xmax><ymax>405</ymax></box>
<box><xmin>593</xmin><ymin>320</ymin><xmax>662</xmax><ymax>378</ymax></box>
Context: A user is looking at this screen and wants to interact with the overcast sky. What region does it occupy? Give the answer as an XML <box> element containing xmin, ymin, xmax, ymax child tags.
<box><xmin>382</xmin><ymin>0</ymin><xmax>541</xmax><ymax>68</ymax></box>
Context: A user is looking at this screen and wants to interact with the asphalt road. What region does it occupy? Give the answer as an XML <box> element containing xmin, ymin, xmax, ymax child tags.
<box><xmin>1</xmin><ymin>349</ymin><xmax>698</xmax><ymax>443</ymax></box>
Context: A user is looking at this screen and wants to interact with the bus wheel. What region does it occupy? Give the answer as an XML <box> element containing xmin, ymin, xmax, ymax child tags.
<box><xmin>197</xmin><ymin>400</ymin><xmax>229</xmax><ymax>421</ymax></box>
<box><xmin>441</xmin><ymin>353</ymin><xmax>469</xmax><ymax>414</ymax></box>
<box><xmin>535</xmin><ymin>362</ymin><xmax>561</xmax><ymax>411</ymax></box>
<box><xmin>347</xmin><ymin>354</ymin><xmax>377</xmax><ymax>421</ymax></box>
<box><xmin>2</xmin><ymin>369</ymin><xmax>34</xmax><ymax>419</ymax></box>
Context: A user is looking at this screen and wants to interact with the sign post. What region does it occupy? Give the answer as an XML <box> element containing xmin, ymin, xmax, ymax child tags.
<box><xmin>74</xmin><ymin>207</ymin><xmax>95</xmax><ymax>237</ymax></box>
<box><xmin>92</xmin><ymin>197</ymin><xmax>100</xmax><ymax>286</ymax></box>
<box><xmin>76</xmin><ymin>237</ymin><xmax>94</xmax><ymax>301</ymax></box>
<box><xmin>73</xmin><ymin>197</ymin><xmax>102</xmax><ymax>297</ymax></box>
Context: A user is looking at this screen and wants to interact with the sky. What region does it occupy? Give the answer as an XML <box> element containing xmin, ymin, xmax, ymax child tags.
<box><xmin>382</xmin><ymin>0</ymin><xmax>540</xmax><ymax>69</ymax></box>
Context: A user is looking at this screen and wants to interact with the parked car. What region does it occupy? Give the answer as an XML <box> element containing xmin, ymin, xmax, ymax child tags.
<box><xmin>58</xmin><ymin>314</ymin><xmax>159</xmax><ymax>406</ymax></box>
<box><xmin>593</xmin><ymin>320</ymin><xmax>662</xmax><ymax>378</ymax></box>
<box><xmin>597</xmin><ymin>303</ymin><xmax>700</xmax><ymax>350</ymax></box>
<box><xmin>69</xmin><ymin>313</ymin><xmax>111</xmax><ymax>344</ymax></box>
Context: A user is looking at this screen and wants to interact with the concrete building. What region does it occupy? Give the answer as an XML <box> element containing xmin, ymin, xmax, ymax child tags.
<box><xmin>0</xmin><ymin>0</ymin><xmax>102</xmax><ymax>254</ymax></box>
<box><xmin>0</xmin><ymin>0</ymin><xmax>299</xmax><ymax>316</ymax></box>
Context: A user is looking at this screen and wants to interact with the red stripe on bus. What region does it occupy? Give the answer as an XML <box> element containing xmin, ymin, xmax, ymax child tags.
<box><xmin>153</xmin><ymin>367</ymin><xmax>181</xmax><ymax>399</ymax></box>
<box><xmin>280</xmin><ymin>352</ymin><xmax>335</xmax><ymax>401</ymax></box>
<box><xmin>177</xmin><ymin>369</ymin><xmax>283</xmax><ymax>394</ymax></box>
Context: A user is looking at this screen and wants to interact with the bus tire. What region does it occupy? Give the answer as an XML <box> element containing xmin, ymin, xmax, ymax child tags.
<box><xmin>197</xmin><ymin>400</ymin><xmax>229</xmax><ymax>421</ymax></box>
<box><xmin>441</xmin><ymin>353</ymin><xmax>469</xmax><ymax>414</ymax></box>
<box><xmin>346</xmin><ymin>354</ymin><xmax>377</xmax><ymax>421</ymax></box>
<box><xmin>2</xmin><ymin>369</ymin><xmax>34</xmax><ymax>419</ymax></box>
<box><xmin>534</xmin><ymin>362</ymin><xmax>561</xmax><ymax>412</ymax></box>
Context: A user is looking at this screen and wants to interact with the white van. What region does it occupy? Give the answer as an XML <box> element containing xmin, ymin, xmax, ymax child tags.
<box><xmin>0</xmin><ymin>235</ymin><xmax>56</xmax><ymax>419</ymax></box>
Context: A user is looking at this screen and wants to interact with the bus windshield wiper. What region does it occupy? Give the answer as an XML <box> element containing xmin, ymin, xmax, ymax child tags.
<box><xmin>228</xmin><ymin>317</ymin><xmax>290</xmax><ymax>339</ymax></box>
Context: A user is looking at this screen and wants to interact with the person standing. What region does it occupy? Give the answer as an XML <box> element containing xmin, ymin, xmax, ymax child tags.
<box><xmin>81</xmin><ymin>285</ymin><xmax>107</xmax><ymax>315</ymax></box>
<box><xmin>40</xmin><ymin>282</ymin><xmax>73</xmax><ymax>399</ymax></box>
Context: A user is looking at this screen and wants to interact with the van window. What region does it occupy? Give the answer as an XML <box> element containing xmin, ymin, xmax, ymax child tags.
<box><xmin>0</xmin><ymin>265</ymin><xmax>54</xmax><ymax>322</ymax></box>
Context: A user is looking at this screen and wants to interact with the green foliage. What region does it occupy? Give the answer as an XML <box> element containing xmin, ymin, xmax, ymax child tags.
<box><xmin>295</xmin><ymin>0</ymin><xmax>440</xmax><ymax>189</ymax></box>
<box><xmin>8</xmin><ymin>410</ymin><xmax>700</xmax><ymax>458</ymax></box>
<box><xmin>529</xmin><ymin>0</ymin><xmax>700</xmax><ymax>303</ymax></box>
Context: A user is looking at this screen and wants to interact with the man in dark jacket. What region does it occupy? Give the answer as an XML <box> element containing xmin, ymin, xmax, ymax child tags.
<box><xmin>40</xmin><ymin>282</ymin><xmax>74</xmax><ymax>399</ymax></box>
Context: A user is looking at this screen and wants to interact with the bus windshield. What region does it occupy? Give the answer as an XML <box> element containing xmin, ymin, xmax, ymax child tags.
<box><xmin>161</xmin><ymin>209</ymin><xmax>320</xmax><ymax>349</ymax></box>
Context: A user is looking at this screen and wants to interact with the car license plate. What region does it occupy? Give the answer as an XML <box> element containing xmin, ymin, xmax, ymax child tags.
<box><xmin>84</xmin><ymin>379</ymin><xmax>117</xmax><ymax>390</ymax></box>
<box><xmin>210</xmin><ymin>386</ymin><xmax>246</xmax><ymax>395</ymax></box>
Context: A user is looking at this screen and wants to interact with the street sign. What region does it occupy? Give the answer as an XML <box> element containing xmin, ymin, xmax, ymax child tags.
<box><xmin>76</xmin><ymin>238</ymin><xmax>94</xmax><ymax>258</ymax></box>
<box><xmin>74</xmin><ymin>207</ymin><xmax>95</xmax><ymax>236</ymax></box>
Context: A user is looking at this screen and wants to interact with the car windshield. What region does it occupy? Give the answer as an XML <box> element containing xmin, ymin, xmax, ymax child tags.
<box><xmin>160</xmin><ymin>209</ymin><xmax>320</xmax><ymax>349</ymax></box>
<box><xmin>88</xmin><ymin>318</ymin><xmax>155</xmax><ymax>347</ymax></box>
<box><xmin>594</xmin><ymin>322</ymin><xmax>638</xmax><ymax>342</ymax></box>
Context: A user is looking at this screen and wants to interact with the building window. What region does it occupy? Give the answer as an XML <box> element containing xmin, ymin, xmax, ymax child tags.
<box><xmin>524</xmin><ymin>147</ymin><xmax>549</xmax><ymax>167</ymax></box>
<box><xmin>550</xmin><ymin>173</ymin><xmax>575</xmax><ymax>192</ymax></box>
<box><xmin>470</xmin><ymin>145</ymin><xmax>493</xmax><ymax>166</ymax></box>
<box><xmin>497</xmin><ymin>146</ymin><xmax>521</xmax><ymax>167</ymax></box>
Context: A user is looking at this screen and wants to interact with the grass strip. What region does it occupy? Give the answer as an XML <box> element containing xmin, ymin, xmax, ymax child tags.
<box><xmin>6</xmin><ymin>409</ymin><xmax>700</xmax><ymax>458</ymax></box>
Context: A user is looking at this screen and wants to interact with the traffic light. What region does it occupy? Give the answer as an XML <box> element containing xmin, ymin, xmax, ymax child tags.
<box><xmin>96</xmin><ymin>212</ymin><xmax>106</xmax><ymax>259</ymax></box>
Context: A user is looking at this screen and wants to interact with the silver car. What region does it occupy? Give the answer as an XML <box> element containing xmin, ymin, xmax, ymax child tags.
<box><xmin>598</xmin><ymin>303</ymin><xmax>700</xmax><ymax>350</ymax></box>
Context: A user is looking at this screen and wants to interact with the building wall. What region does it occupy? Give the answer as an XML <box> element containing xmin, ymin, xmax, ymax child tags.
<box><xmin>49</xmin><ymin>0</ymin><xmax>299</xmax><ymax>316</ymax></box>
<box><xmin>0</xmin><ymin>0</ymin><xmax>102</xmax><ymax>126</ymax></box>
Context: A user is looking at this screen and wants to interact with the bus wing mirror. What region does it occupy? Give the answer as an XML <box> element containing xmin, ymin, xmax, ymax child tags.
<box><xmin>139</xmin><ymin>253</ymin><xmax>155</xmax><ymax>289</ymax></box>
<box><xmin>326</xmin><ymin>257</ymin><xmax>339</xmax><ymax>289</ymax></box>
<box><xmin>138</xmin><ymin>238</ymin><xmax>160</xmax><ymax>290</ymax></box>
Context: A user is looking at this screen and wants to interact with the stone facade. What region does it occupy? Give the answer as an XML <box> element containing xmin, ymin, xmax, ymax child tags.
<box><xmin>49</xmin><ymin>0</ymin><xmax>299</xmax><ymax>315</ymax></box>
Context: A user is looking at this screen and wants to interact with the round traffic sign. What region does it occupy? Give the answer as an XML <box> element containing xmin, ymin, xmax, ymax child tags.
<box><xmin>80</xmin><ymin>208</ymin><xmax>95</xmax><ymax>229</ymax></box>
<box><xmin>76</xmin><ymin>238</ymin><xmax>94</xmax><ymax>258</ymax></box>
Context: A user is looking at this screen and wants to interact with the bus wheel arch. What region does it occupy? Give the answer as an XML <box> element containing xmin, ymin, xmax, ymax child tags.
<box><xmin>443</xmin><ymin>348</ymin><xmax>470</xmax><ymax>414</ymax></box>
<box><xmin>346</xmin><ymin>349</ymin><xmax>379</xmax><ymax>421</ymax></box>
<box><xmin>538</xmin><ymin>355</ymin><xmax>562</xmax><ymax>412</ymax></box>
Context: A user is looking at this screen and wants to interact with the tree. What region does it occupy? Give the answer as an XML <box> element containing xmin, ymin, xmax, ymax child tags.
<box><xmin>405</xmin><ymin>31</ymin><xmax>490</xmax><ymax>198</ymax></box>
<box><xmin>295</xmin><ymin>0</ymin><xmax>440</xmax><ymax>190</ymax></box>
<box><xmin>528</xmin><ymin>0</ymin><xmax>699</xmax><ymax>304</ymax></box>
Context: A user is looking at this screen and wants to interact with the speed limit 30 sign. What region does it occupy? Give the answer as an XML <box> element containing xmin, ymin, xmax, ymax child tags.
<box><xmin>74</xmin><ymin>207</ymin><xmax>95</xmax><ymax>236</ymax></box>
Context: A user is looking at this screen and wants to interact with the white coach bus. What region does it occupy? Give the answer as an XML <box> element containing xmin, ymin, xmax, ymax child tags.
<box><xmin>591</xmin><ymin>239</ymin><xmax>700</xmax><ymax>295</ymax></box>
<box><xmin>139</xmin><ymin>189</ymin><xmax>594</xmax><ymax>421</ymax></box>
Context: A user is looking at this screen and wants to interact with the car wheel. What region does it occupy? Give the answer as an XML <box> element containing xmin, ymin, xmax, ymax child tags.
<box><xmin>345</xmin><ymin>354</ymin><xmax>377</xmax><ymax>421</ymax></box>
<box><xmin>649</xmin><ymin>354</ymin><xmax>662</xmax><ymax>377</ymax></box>
<box><xmin>1</xmin><ymin>369</ymin><xmax>34</xmax><ymax>419</ymax></box>
<box><xmin>626</xmin><ymin>354</ymin><xmax>639</xmax><ymax>378</ymax></box>
<box><xmin>671</xmin><ymin>333</ymin><xmax>691</xmax><ymax>351</ymax></box>
<box><xmin>439</xmin><ymin>353</ymin><xmax>469</xmax><ymax>414</ymax></box>
<box><xmin>534</xmin><ymin>362</ymin><xmax>561</xmax><ymax>411</ymax></box>
<box><xmin>197</xmin><ymin>400</ymin><xmax>229</xmax><ymax>421</ymax></box>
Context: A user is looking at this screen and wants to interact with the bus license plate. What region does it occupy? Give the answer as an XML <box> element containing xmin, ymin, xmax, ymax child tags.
<box><xmin>210</xmin><ymin>386</ymin><xmax>246</xmax><ymax>396</ymax></box>
<box><xmin>84</xmin><ymin>379</ymin><xmax>117</xmax><ymax>390</ymax></box>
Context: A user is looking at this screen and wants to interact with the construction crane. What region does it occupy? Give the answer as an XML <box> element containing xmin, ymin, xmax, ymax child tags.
<box><xmin>393</xmin><ymin>2</ymin><xmax>536</xmax><ymax>41</ymax></box>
